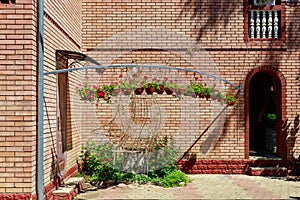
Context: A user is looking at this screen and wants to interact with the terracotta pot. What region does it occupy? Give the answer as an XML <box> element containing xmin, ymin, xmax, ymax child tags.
<box><xmin>123</xmin><ymin>88</ymin><xmax>132</xmax><ymax>95</ymax></box>
<box><xmin>165</xmin><ymin>88</ymin><xmax>173</xmax><ymax>95</ymax></box>
<box><xmin>227</xmin><ymin>101</ymin><xmax>236</xmax><ymax>106</ymax></box>
<box><xmin>145</xmin><ymin>87</ymin><xmax>155</xmax><ymax>95</ymax></box>
<box><xmin>112</xmin><ymin>89</ymin><xmax>121</xmax><ymax>96</ymax></box>
<box><xmin>134</xmin><ymin>87</ymin><xmax>144</xmax><ymax>95</ymax></box>
<box><xmin>176</xmin><ymin>88</ymin><xmax>184</xmax><ymax>95</ymax></box>
<box><xmin>156</xmin><ymin>85</ymin><xmax>165</xmax><ymax>94</ymax></box>
<box><xmin>198</xmin><ymin>93</ymin><xmax>204</xmax><ymax>98</ymax></box>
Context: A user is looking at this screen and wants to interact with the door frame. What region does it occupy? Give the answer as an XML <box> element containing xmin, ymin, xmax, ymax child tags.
<box><xmin>244</xmin><ymin>66</ymin><xmax>287</xmax><ymax>160</ymax></box>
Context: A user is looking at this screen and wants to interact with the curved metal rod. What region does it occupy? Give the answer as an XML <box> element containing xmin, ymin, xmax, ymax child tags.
<box><xmin>45</xmin><ymin>64</ymin><xmax>241</xmax><ymax>90</ymax></box>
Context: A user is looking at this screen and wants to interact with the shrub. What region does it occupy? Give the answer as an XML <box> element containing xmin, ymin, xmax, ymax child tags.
<box><xmin>79</xmin><ymin>141</ymin><xmax>190</xmax><ymax>188</ymax></box>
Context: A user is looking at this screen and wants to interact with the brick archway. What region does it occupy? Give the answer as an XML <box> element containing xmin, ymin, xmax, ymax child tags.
<box><xmin>244</xmin><ymin>66</ymin><xmax>286</xmax><ymax>160</ymax></box>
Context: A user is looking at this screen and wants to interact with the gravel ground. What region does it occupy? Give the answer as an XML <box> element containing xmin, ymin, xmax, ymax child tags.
<box><xmin>74</xmin><ymin>174</ymin><xmax>300</xmax><ymax>200</ymax></box>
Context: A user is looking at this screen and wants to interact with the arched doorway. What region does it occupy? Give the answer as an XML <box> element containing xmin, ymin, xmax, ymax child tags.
<box><xmin>245</xmin><ymin>68</ymin><xmax>286</xmax><ymax>160</ymax></box>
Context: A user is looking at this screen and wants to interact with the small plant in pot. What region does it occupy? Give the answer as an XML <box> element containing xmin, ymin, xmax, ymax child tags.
<box><xmin>202</xmin><ymin>86</ymin><xmax>213</xmax><ymax>100</ymax></box>
<box><xmin>224</xmin><ymin>85</ymin><xmax>237</xmax><ymax>106</ymax></box>
<box><xmin>161</xmin><ymin>78</ymin><xmax>176</xmax><ymax>95</ymax></box>
<box><xmin>97</xmin><ymin>84</ymin><xmax>115</xmax><ymax>103</ymax></box>
<box><xmin>117</xmin><ymin>81</ymin><xmax>133</xmax><ymax>95</ymax></box>
<box><xmin>76</xmin><ymin>83</ymin><xmax>97</xmax><ymax>102</ymax></box>
<box><xmin>190</xmin><ymin>81</ymin><xmax>205</xmax><ymax>98</ymax></box>
<box><xmin>142</xmin><ymin>82</ymin><xmax>156</xmax><ymax>95</ymax></box>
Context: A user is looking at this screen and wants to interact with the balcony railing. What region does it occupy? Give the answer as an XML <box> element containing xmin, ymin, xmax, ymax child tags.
<box><xmin>248</xmin><ymin>10</ymin><xmax>280</xmax><ymax>39</ymax></box>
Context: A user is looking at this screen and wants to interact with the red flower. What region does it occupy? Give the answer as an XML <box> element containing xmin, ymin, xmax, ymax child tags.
<box><xmin>97</xmin><ymin>91</ymin><xmax>105</xmax><ymax>98</ymax></box>
<box><xmin>119</xmin><ymin>74</ymin><xmax>123</xmax><ymax>78</ymax></box>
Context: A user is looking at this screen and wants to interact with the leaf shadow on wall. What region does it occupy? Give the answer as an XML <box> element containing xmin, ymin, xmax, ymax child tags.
<box><xmin>179</xmin><ymin>0</ymin><xmax>239</xmax><ymax>42</ymax></box>
<box><xmin>283</xmin><ymin>115</ymin><xmax>299</xmax><ymax>158</ymax></box>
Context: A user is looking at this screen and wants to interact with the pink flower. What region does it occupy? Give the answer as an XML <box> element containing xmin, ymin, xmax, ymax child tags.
<box><xmin>84</xmin><ymin>89</ymin><xmax>89</xmax><ymax>94</ymax></box>
<box><xmin>97</xmin><ymin>91</ymin><xmax>105</xmax><ymax>98</ymax></box>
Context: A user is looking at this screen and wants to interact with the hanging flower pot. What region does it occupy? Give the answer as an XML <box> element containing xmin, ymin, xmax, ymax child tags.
<box><xmin>156</xmin><ymin>84</ymin><xmax>165</xmax><ymax>94</ymax></box>
<box><xmin>145</xmin><ymin>87</ymin><xmax>155</xmax><ymax>95</ymax></box>
<box><xmin>134</xmin><ymin>87</ymin><xmax>144</xmax><ymax>95</ymax></box>
<box><xmin>197</xmin><ymin>92</ymin><xmax>205</xmax><ymax>98</ymax></box>
<box><xmin>165</xmin><ymin>88</ymin><xmax>174</xmax><ymax>95</ymax></box>
<box><xmin>112</xmin><ymin>88</ymin><xmax>121</xmax><ymax>96</ymax></box>
<box><xmin>123</xmin><ymin>88</ymin><xmax>132</xmax><ymax>95</ymax></box>
<box><xmin>227</xmin><ymin>101</ymin><xmax>236</xmax><ymax>106</ymax></box>
<box><xmin>176</xmin><ymin>88</ymin><xmax>184</xmax><ymax>95</ymax></box>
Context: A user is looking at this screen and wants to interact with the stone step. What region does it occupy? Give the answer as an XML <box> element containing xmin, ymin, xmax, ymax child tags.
<box><xmin>53</xmin><ymin>177</ymin><xmax>84</xmax><ymax>200</ymax></box>
<box><xmin>248</xmin><ymin>166</ymin><xmax>288</xmax><ymax>176</ymax></box>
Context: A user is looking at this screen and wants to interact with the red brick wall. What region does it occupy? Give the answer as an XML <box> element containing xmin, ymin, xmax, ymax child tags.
<box><xmin>0</xmin><ymin>0</ymin><xmax>83</xmax><ymax>196</ymax></box>
<box><xmin>0</xmin><ymin>0</ymin><xmax>38</xmax><ymax>194</ymax></box>
<box><xmin>81</xmin><ymin>0</ymin><xmax>300</xmax><ymax>161</ymax></box>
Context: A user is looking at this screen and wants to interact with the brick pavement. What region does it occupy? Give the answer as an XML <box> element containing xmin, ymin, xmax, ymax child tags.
<box><xmin>74</xmin><ymin>174</ymin><xmax>300</xmax><ymax>199</ymax></box>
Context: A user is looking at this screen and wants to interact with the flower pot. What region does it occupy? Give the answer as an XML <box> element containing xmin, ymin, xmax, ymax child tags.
<box><xmin>205</xmin><ymin>95</ymin><xmax>211</xmax><ymax>100</ymax></box>
<box><xmin>134</xmin><ymin>87</ymin><xmax>144</xmax><ymax>95</ymax></box>
<box><xmin>227</xmin><ymin>101</ymin><xmax>236</xmax><ymax>106</ymax></box>
<box><xmin>97</xmin><ymin>90</ymin><xmax>105</xmax><ymax>98</ymax></box>
<box><xmin>156</xmin><ymin>85</ymin><xmax>165</xmax><ymax>94</ymax></box>
<box><xmin>145</xmin><ymin>87</ymin><xmax>155</xmax><ymax>95</ymax></box>
<box><xmin>123</xmin><ymin>88</ymin><xmax>132</xmax><ymax>95</ymax></box>
<box><xmin>196</xmin><ymin>92</ymin><xmax>204</xmax><ymax>98</ymax></box>
<box><xmin>211</xmin><ymin>95</ymin><xmax>218</xmax><ymax>100</ymax></box>
<box><xmin>176</xmin><ymin>88</ymin><xmax>184</xmax><ymax>95</ymax></box>
<box><xmin>112</xmin><ymin>89</ymin><xmax>121</xmax><ymax>96</ymax></box>
<box><xmin>165</xmin><ymin>88</ymin><xmax>173</xmax><ymax>95</ymax></box>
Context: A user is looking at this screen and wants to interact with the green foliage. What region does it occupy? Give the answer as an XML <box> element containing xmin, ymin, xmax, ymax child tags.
<box><xmin>264</xmin><ymin>113</ymin><xmax>277</xmax><ymax>128</ymax></box>
<box><xmin>152</xmin><ymin>170</ymin><xmax>190</xmax><ymax>188</ymax></box>
<box><xmin>79</xmin><ymin>140</ymin><xmax>190</xmax><ymax>188</ymax></box>
<box><xmin>76</xmin><ymin>83</ymin><xmax>97</xmax><ymax>101</ymax></box>
<box><xmin>291</xmin><ymin>155</ymin><xmax>300</xmax><ymax>176</ymax></box>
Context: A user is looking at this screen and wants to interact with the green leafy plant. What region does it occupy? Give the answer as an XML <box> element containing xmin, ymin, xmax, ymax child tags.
<box><xmin>224</xmin><ymin>85</ymin><xmax>238</xmax><ymax>106</ymax></box>
<box><xmin>152</xmin><ymin>170</ymin><xmax>190</xmax><ymax>188</ymax></box>
<box><xmin>79</xmin><ymin>140</ymin><xmax>190</xmax><ymax>188</ymax></box>
<box><xmin>76</xmin><ymin>83</ymin><xmax>97</xmax><ymax>102</ymax></box>
<box><xmin>291</xmin><ymin>155</ymin><xmax>300</xmax><ymax>176</ymax></box>
<box><xmin>264</xmin><ymin>113</ymin><xmax>277</xmax><ymax>128</ymax></box>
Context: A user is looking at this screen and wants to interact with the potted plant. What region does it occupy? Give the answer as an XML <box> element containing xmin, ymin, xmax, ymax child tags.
<box><xmin>97</xmin><ymin>84</ymin><xmax>115</xmax><ymax>103</ymax></box>
<box><xmin>142</xmin><ymin>82</ymin><xmax>156</xmax><ymax>95</ymax></box>
<box><xmin>117</xmin><ymin>80</ymin><xmax>133</xmax><ymax>95</ymax></box>
<box><xmin>224</xmin><ymin>85</ymin><xmax>237</xmax><ymax>106</ymax></box>
<box><xmin>76</xmin><ymin>83</ymin><xmax>97</xmax><ymax>102</ymax></box>
<box><xmin>162</xmin><ymin>78</ymin><xmax>176</xmax><ymax>95</ymax></box>
<box><xmin>263</xmin><ymin>113</ymin><xmax>277</xmax><ymax>153</ymax></box>
<box><xmin>202</xmin><ymin>86</ymin><xmax>213</xmax><ymax>100</ymax></box>
<box><xmin>253</xmin><ymin>0</ymin><xmax>275</xmax><ymax>6</ymax></box>
<box><xmin>182</xmin><ymin>84</ymin><xmax>197</xmax><ymax>97</ymax></box>
<box><xmin>190</xmin><ymin>81</ymin><xmax>205</xmax><ymax>98</ymax></box>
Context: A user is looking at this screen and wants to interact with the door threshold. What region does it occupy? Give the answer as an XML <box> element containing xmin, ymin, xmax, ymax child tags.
<box><xmin>249</xmin><ymin>150</ymin><xmax>281</xmax><ymax>160</ymax></box>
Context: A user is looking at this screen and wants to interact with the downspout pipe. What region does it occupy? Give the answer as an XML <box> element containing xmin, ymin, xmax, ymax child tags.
<box><xmin>37</xmin><ymin>0</ymin><xmax>44</xmax><ymax>199</ymax></box>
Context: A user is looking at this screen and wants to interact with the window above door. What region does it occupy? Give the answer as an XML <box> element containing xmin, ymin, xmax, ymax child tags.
<box><xmin>244</xmin><ymin>0</ymin><xmax>286</xmax><ymax>42</ymax></box>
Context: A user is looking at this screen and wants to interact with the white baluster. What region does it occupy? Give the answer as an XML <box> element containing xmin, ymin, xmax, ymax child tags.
<box><xmin>256</xmin><ymin>11</ymin><xmax>261</xmax><ymax>38</ymax></box>
<box><xmin>250</xmin><ymin>11</ymin><xmax>255</xmax><ymax>38</ymax></box>
<box><xmin>274</xmin><ymin>11</ymin><xmax>279</xmax><ymax>38</ymax></box>
<box><xmin>268</xmin><ymin>11</ymin><xmax>273</xmax><ymax>38</ymax></box>
<box><xmin>262</xmin><ymin>11</ymin><xmax>267</xmax><ymax>38</ymax></box>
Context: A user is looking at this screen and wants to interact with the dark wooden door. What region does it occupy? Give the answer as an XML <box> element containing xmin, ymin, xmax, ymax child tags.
<box><xmin>57</xmin><ymin>72</ymin><xmax>67</xmax><ymax>172</ymax></box>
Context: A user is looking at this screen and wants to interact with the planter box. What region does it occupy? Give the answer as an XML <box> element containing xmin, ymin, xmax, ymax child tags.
<box><xmin>253</xmin><ymin>0</ymin><xmax>275</xmax><ymax>6</ymax></box>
